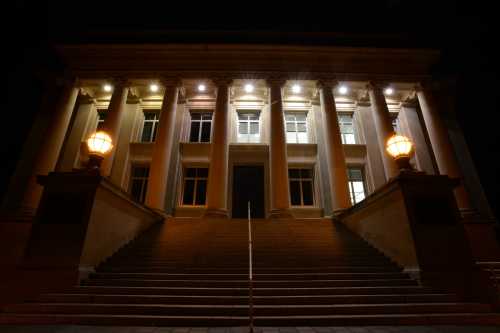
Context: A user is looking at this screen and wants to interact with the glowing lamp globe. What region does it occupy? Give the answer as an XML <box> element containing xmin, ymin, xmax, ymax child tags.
<box><xmin>87</xmin><ymin>131</ymin><xmax>113</xmax><ymax>156</ymax></box>
<box><xmin>386</xmin><ymin>134</ymin><xmax>414</xmax><ymax>170</ymax></box>
<box><xmin>86</xmin><ymin>131</ymin><xmax>113</xmax><ymax>171</ymax></box>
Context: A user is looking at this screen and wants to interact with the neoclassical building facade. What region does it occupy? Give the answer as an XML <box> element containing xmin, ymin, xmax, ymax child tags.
<box><xmin>2</xmin><ymin>44</ymin><xmax>493</xmax><ymax>221</ymax></box>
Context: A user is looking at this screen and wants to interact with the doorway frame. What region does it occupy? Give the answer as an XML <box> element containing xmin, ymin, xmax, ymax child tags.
<box><xmin>228</xmin><ymin>145</ymin><xmax>270</xmax><ymax>218</ymax></box>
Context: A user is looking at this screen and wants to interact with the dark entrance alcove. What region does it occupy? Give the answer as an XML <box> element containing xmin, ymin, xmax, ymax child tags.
<box><xmin>231</xmin><ymin>166</ymin><xmax>265</xmax><ymax>218</ymax></box>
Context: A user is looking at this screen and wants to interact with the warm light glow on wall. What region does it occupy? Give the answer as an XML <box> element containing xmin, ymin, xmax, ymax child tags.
<box><xmin>244</xmin><ymin>83</ymin><xmax>254</xmax><ymax>93</ymax></box>
<box><xmin>103</xmin><ymin>84</ymin><xmax>113</xmax><ymax>92</ymax></box>
<box><xmin>87</xmin><ymin>131</ymin><xmax>113</xmax><ymax>156</ymax></box>
<box><xmin>198</xmin><ymin>84</ymin><xmax>206</xmax><ymax>92</ymax></box>
<box><xmin>150</xmin><ymin>83</ymin><xmax>159</xmax><ymax>92</ymax></box>
<box><xmin>384</xmin><ymin>87</ymin><xmax>394</xmax><ymax>95</ymax></box>
<box><xmin>292</xmin><ymin>84</ymin><xmax>301</xmax><ymax>93</ymax></box>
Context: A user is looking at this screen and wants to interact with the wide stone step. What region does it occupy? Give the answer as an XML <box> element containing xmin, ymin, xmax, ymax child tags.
<box><xmin>97</xmin><ymin>265</ymin><xmax>402</xmax><ymax>274</ymax></box>
<box><xmin>2</xmin><ymin>312</ymin><xmax>500</xmax><ymax>326</ymax></box>
<box><xmin>5</xmin><ymin>302</ymin><xmax>491</xmax><ymax>317</ymax></box>
<box><xmin>63</xmin><ymin>285</ymin><xmax>440</xmax><ymax>296</ymax></box>
<box><xmin>89</xmin><ymin>272</ymin><xmax>409</xmax><ymax>280</ymax></box>
<box><xmin>81</xmin><ymin>278</ymin><xmax>417</xmax><ymax>288</ymax></box>
<box><xmin>37</xmin><ymin>293</ymin><xmax>459</xmax><ymax>305</ymax></box>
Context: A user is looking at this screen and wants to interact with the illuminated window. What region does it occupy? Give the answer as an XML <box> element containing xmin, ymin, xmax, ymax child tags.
<box><xmin>96</xmin><ymin>110</ymin><xmax>107</xmax><ymax>131</ymax></box>
<box><xmin>285</xmin><ymin>112</ymin><xmax>308</xmax><ymax>143</ymax></box>
<box><xmin>339</xmin><ymin>114</ymin><xmax>356</xmax><ymax>144</ymax></box>
<box><xmin>237</xmin><ymin>111</ymin><xmax>260</xmax><ymax>143</ymax></box>
<box><xmin>141</xmin><ymin>110</ymin><xmax>160</xmax><ymax>142</ymax></box>
<box><xmin>392</xmin><ymin>115</ymin><xmax>400</xmax><ymax>133</ymax></box>
<box><xmin>182</xmin><ymin>167</ymin><xmax>208</xmax><ymax>206</ymax></box>
<box><xmin>348</xmin><ymin>167</ymin><xmax>366</xmax><ymax>204</ymax></box>
<box><xmin>189</xmin><ymin>112</ymin><xmax>212</xmax><ymax>143</ymax></box>
<box><xmin>289</xmin><ymin>168</ymin><xmax>314</xmax><ymax>206</ymax></box>
<box><xmin>129</xmin><ymin>165</ymin><xmax>149</xmax><ymax>204</ymax></box>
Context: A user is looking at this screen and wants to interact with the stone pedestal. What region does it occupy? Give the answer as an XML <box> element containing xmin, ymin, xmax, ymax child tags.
<box><xmin>416</xmin><ymin>84</ymin><xmax>471</xmax><ymax>212</ymax></box>
<box><xmin>22</xmin><ymin>171</ymin><xmax>103</xmax><ymax>291</ymax></box>
<box><xmin>340</xmin><ymin>172</ymin><xmax>498</xmax><ymax>306</ymax></box>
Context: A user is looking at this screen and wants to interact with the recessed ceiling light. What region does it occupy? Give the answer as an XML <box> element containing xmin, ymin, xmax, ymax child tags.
<box><xmin>198</xmin><ymin>84</ymin><xmax>206</xmax><ymax>92</ymax></box>
<box><xmin>292</xmin><ymin>84</ymin><xmax>301</xmax><ymax>93</ymax></box>
<box><xmin>384</xmin><ymin>87</ymin><xmax>394</xmax><ymax>95</ymax></box>
<box><xmin>103</xmin><ymin>84</ymin><xmax>112</xmax><ymax>92</ymax></box>
<box><xmin>150</xmin><ymin>84</ymin><xmax>159</xmax><ymax>92</ymax></box>
<box><xmin>338</xmin><ymin>85</ymin><xmax>348</xmax><ymax>95</ymax></box>
<box><xmin>244</xmin><ymin>83</ymin><xmax>254</xmax><ymax>93</ymax></box>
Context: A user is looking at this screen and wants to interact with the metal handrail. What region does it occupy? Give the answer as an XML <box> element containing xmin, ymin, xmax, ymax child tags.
<box><xmin>247</xmin><ymin>201</ymin><xmax>254</xmax><ymax>333</ymax></box>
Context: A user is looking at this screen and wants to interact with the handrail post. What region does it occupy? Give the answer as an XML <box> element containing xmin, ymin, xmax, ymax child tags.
<box><xmin>248</xmin><ymin>201</ymin><xmax>254</xmax><ymax>333</ymax></box>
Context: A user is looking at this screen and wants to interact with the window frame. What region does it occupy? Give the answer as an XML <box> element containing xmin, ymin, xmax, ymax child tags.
<box><xmin>285</xmin><ymin>111</ymin><xmax>309</xmax><ymax>144</ymax></box>
<box><xmin>140</xmin><ymin>109</ymin><xmax>160</xmax><ymax>143</ymax></box>
<box><xmin>391</xmin><ymin>113</ymin><xmax>400</xmax><ymax>134</ymax></box>
<box><xmin>338</xmin><ymin>113</ymin><xmax>356</xmax><ymax>144</ymax></box>
<box><xmin>96</xmin><ymin>109</ymin><xmax>107</xmax><ymax>131</ymax></box>
<box><xmin>236</xmin><ymin>110</ymin><xmax>261</xmax><ymax>143</ymax></box>
<box><xmin>347</xmin><ymin>166</ymin><xmax>367</xmax><ymax>205</ymax></box>
<box><xmin>129</xmin><ymin>164</ymin><xmax>150</xmax><ymax>204</ymax></box>
<box><xmin>189</xmin><ymin>111</ymin><xmax>213</xmax><ymax>143</ymax></box>
<box><xmin>288</xmin><ymin>167</ymin><xmax>315</xmax><ymax>206</ymax></box>
<box><xmin>180</xmin><ymin>166</ymin><xmax>209</xmax><ymax>207</ymax></box>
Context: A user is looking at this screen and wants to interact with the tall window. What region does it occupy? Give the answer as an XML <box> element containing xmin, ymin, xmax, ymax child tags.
<box><xmin>189</xmin><ymin>112</ymin><xmax>212</xmax><ymax>143</ymax></box>
<box><xmin>141</xmin><ymin>110</ymin><xmax>160</xmax><ymax>142</ymax></box>
<box><xmin>182</xmin><ymin>167</ymin><xmax>208</xmax><ymax>206</ymax></box>
<box><xmin>285</xmin><ymin>112</ymin><xmax>308</xmax><ymax>143</ymax></box>
<box><xmin>289</xmin><ymin>168</ymin><xmax>314</xmax><ymax>206</ymax></box>
<box><xmin>347</xmin><ymin>167</ymin><xmax>366</xmax><ymax>204</ymax></box>
<box><xmin>96</xmin><ymin>110</ymin><xmax>107</xmax><ymax>131</ymax></box>
<box><xmin>392</xmin><ymin>115</ymin><xmax>400</xmax><ymax>133</ymax></box>
<box><xmin>237</xmin><ymin>111</ymin><xmax>260</xmax><ymax>143</ymax></box>
<box><xmin>129</xmin><ymin>165</ymin><xmax>149</xmax><ymax>204</ymax></box>
<box><xmin>339</xmin><ymin>114</ymin><xmax>356</xmax><ymax>144</ymax></box>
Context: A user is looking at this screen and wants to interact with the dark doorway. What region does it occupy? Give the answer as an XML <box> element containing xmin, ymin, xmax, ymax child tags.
<box><xmin>232</xmin><ymin>166</ymin><xmax>265</xmax><ymax>218</ymax></box>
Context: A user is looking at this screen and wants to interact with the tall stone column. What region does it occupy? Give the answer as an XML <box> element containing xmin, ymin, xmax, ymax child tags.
<box><xmin>22</xmin><ymin>77</ymin><xmax>80</xmax><ymax>212</ymax></box>
<box><xmin>416</xmin><ymin>83</ymin><xmax>471</xmax><ymax>210</ymax></box>
<box><xmin>367</xmin><ymin>82</ymin><xmax>399</xmax><ymax>180</ymax></box>
<box><xmin>205</xmin><ymin>78</ymin><xmax>231</xmax><ymax>217</ymax></box>
<box><xmin>100</xmin><ymin>79</ymin><xmax>130</xmax><ymax>176</ymax></box>
<box><xmin>145</xmin><ymin>79</ymin><xmax>181</xmax><ymax>211</ymax></box>
<box><xmin>268</xmin><ymin>78</ymin><xmax>292</xmax><ymax>218</ymax></box>
<box><xmin>318</xmin><ymin>80</ymin><xmax>351</xmax><ymax>213</ymax></box>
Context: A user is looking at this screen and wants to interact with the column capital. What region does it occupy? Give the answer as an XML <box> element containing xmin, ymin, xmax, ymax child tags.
<box><xmin>109</xmin><ymin>77</ymin><xmax>133</xmax><ymax>88</ymax></box>
<box><xmin>366</xmin><ymin>80</ymin><xmax>389</xmax><ymax>91</ymax></box>
<box><xmin>316</xmin><ymin>78</ymin><xmax>339</xmax><ymax>90</ymax></box>
<box><xmin>159</xmin><ymin>76</ymin><xmax>183</xmax><ymax>88</ymax></box>
<box><xmin>55</xmin><ymin>74</ymin><xmax>80</xmax><ymax>88</ymax></box>
<box><xmin>211</xmin><ymin>77</ymin><xmax>233</xmax><ymax>87</ymax></box>
<box><xmin>265</xmin><ymin>76</ymin><xmax>287</xmax><ymax>88</ymax></box>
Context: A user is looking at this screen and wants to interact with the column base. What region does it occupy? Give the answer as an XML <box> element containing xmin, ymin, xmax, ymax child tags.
<box><xmin>269</xmin><ymin>209</ymin><xmax>294</xmax><ymax>219</ymax></box>
<box><xmin>204</xmin><ymin>208</ymin><xmax>229</xmax><ymax>218</ymax></box>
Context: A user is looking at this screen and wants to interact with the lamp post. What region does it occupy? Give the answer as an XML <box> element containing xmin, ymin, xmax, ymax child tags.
<box><xmin>386</xmin><ymin>134</ymin><xmax>414</xmax><ymax>171</ymax></box>
<box><xmin>86</xmin><ymin>131</ymin><xmax>113</xmax><ymax>173</ymax></box>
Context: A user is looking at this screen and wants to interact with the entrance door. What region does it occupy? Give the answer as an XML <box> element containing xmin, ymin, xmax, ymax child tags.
<box><xmin>232</xmin><ymin>166</ymin><xmax>265</xmax><ymax>218</ymax></box>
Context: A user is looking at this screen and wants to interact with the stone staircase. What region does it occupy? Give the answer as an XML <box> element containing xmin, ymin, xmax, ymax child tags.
<box><xmin>1</xmin><ymin>218</ymin><xmax>499</xmax><ymax>326</ymax></box>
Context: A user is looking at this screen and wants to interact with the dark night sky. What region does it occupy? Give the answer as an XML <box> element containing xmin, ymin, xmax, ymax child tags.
<box><xmin>3</xmin><ymin>1</ymin><xmax>499</xmax><ymax>217</ymax></box>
